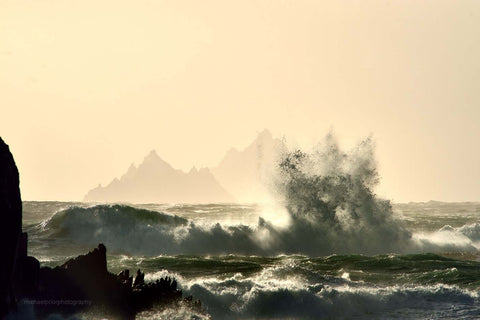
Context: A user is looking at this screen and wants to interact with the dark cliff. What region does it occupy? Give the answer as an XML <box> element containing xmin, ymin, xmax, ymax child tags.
<box><xmin>0</xmin><ymin>137</ymin><xmax>23</xmax><ymax>317</ymax></box>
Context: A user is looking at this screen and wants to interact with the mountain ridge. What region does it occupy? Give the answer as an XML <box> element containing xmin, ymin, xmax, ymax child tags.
<box><xmin>84</xmin><ymin>151</ymin><xmax>234</xmax><ymax>204</ymax></box>
<box><xmin>84</xmin><ymin>130</ymin><xmax>284</xmax><ymax>204</ymax></box>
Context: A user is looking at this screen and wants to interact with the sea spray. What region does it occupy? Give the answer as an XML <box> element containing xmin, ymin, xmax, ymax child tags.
<box><xmin>270</xmin><ymin>134</ymin><xmax>412</xmax><ymax>255</ymax></box>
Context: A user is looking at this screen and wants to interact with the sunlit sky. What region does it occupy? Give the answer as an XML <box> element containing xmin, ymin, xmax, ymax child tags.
<box><xmin>1</xmin><ymin>0</ymin><xmax>480</xmax><ymax>202</ymax></box>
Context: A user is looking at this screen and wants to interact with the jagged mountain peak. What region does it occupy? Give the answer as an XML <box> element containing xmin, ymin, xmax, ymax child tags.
<box><xmin>84</xmin><ymin>150</ymin><xmax>234</xmax><ymax>203</ymax></box>
<box><xmin>255</xmin><ymin>129</ymin><xmax>273</xmax><ymax>142</ymax></box>
<box><xmin>143</xmin><ymin>150</ymin><xmax>162</xmax><ymax>162</ymax></box>
<box><xmin>120</xmin><ymin>163</ymin><xmax>138</xmax><ymax>181</ymax></box>
<box><xmin>140</xmin><ymin>150</ymin><xmax>173</xmax><ymax>171</ymax></box>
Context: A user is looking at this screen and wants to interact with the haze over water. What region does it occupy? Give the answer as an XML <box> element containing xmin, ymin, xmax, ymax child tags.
<box><xmin>2</xmin><ymin>1</ymin><xmax>480</xmax><ymax>203</ymax></box>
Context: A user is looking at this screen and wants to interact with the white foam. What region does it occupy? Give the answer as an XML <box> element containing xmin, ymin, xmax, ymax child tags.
<box><xmin>412</xmin><ymin>223</ymin><xmax>480</xmax><ymax>252</ymax></box>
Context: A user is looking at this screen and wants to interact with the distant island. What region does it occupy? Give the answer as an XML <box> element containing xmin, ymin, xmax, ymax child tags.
<box><xmin>84</xmin><ymin>130</ymin><xmax>284</xmax><ymax>204</ymax></box>
<box><xmin>84</xmin><ymin>150</ymin><xmax>234</xmax><ymax>203</ymax></box>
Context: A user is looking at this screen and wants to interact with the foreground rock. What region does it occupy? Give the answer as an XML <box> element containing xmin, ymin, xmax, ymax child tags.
<box><xmin>0</xmin><ymin>138</ymin><xmax>26</xmax><ymax>317</ymax></box>
<box><xmin>35</xmin><ymin>244</ymin><xmax>199</xmax><ymax>319</ymax></box>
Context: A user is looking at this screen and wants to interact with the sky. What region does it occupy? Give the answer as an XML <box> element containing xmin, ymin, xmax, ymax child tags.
<box><xmin>1</xmin><ymin>0</ymin><xmax>480</xmax><ymax>202</ymax></box>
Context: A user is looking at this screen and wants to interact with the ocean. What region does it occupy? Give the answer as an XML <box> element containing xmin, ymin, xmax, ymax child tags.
<box><xmin>22</xmin><ymin>201</ymin><xmax>480</xmax><ymax>319</ymax></box>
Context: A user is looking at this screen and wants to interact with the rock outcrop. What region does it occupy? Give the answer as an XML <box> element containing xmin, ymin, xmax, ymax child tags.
<box><xmin>35</xmin><ymin>244</ymin><xmax>193</xmax><ymax>319</ymax></box>
<box><xmin>0</xmin><ymin>137</ymin><xmax>32</xmax><ymax>317</ymax></box>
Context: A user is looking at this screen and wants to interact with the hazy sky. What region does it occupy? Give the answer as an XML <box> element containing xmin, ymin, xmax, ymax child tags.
<box><xmin>1</xmin><ymin>0</ymin><xmax>480</xmax><ymax>202</ymax></box>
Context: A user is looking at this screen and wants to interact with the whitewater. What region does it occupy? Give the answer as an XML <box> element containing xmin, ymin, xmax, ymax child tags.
<box><xmin>22</xmin><ymin>201</ymin><xmax>480</xmax><ymax>319</ymax></box>
<box><xmin>20</xmin><ymin>138</ymin><xmax>480</xmax><ymax>319</ymax></box>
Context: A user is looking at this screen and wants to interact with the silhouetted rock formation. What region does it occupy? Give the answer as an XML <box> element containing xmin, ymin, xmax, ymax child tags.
<box><xmin>0</xmin><ymin>137</ymin><xmax>35</xmax><ymax>317</ymax></box>
<box><xmin>84</xmin><ymin>150</ymin><xmax>234</xmax><ymax>203</ymax></box>
<box><xmin>36</xmin><ymin>244</ymin><xmax>193</xmax><ymax>319</ymax></box>
<box><xmin>12</xmin><ymin>233</ymin><xmax>40</xmax><ymax>300</ymax></box>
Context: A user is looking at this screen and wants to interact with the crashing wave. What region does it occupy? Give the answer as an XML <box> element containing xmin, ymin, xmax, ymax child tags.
<box><xmin>269</xmin><ymin>134</ymin><xmax>412</xmax><ymax>254</ymax></box>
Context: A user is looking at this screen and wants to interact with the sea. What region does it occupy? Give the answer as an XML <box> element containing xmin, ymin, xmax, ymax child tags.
<box><xmin>20</xmin><ymin>200</ymin><xmax>480</xmax><ymax>320</ymax></box>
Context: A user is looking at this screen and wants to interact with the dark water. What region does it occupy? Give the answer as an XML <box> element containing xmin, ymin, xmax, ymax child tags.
<box><xmin>17</xmin><ymin>201</ymin><xmax>480</xmax><ymax>319</ymax></box>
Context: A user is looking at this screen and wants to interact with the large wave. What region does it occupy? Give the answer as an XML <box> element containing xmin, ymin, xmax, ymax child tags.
<box><xmin>267</xmin><ymin>134</ymin><xmax>411</xmax><ymax>254</ymax></box>
<box><xmin>141</xmin><ymin>254</ymin><xmax>480</xmax><ymax>319</ymax></box>
<box><xmin>39</xmin><ymin>204</ymin><xmax>264</xmax><ymax>256</ymax></box>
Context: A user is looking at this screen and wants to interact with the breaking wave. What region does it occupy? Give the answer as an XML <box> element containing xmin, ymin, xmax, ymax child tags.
<box><xmin>39</xmin><ymin>204</ymin><xmax>264</xmax><ymax>256</ymax></box>
<box><xmin>139</xmin><ymin>254</ymin><xmax>480</xmax><ymax>319</ymax></box>
<box><xmin>187</xmin><ymin>283</ymin><xmax>480</xmax><ymax>319</ymax></box>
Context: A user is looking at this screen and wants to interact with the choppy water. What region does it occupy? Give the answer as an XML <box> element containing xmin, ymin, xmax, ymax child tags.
<box><xmin>22</xmin><ymin>201</ymin><xmax>480</xmax><ymax>319</ymax></box>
